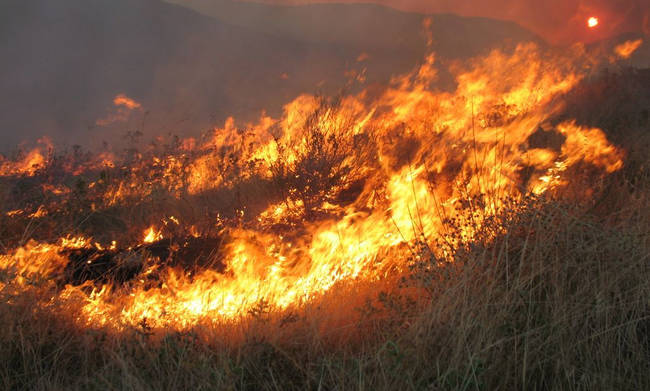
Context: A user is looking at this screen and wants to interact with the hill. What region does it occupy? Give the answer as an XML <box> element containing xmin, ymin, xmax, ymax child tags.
<box><xmin>164</xmin><ymin>0</ymin><xmax>541</xmax><ymax>52</ymax></box>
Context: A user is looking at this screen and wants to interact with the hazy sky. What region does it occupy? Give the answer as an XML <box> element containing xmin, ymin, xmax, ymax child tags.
<box><xmin>250</xmin><ymin>0</ymin><xmax>650</xmax><ymax>43</ymax></box>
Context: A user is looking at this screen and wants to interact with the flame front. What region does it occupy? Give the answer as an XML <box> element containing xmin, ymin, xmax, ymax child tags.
<box><xmin>0</xmin><ymin>43</ymin><xmax>626</xmax><ymax>331</ymax></box>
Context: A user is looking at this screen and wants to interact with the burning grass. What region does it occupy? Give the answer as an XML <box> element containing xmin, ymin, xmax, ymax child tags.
<box><xmin>1</xmin><ymin>41</ymin><xmax>649</xmax><ymax>389</ymax></box>
<box><xmin>1</xmin><ymin>196</ymin><xmax>648</xmax><ymax>389</ymax></box>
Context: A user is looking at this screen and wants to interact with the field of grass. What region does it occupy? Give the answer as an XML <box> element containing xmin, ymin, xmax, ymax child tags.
<box><xmin>1</xmin><ymin>59</ymin><xmax>649</xmax><ymax>389</ymax></box>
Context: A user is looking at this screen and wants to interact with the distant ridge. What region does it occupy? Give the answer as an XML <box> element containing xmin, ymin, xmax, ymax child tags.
<box><xmin>164</xmin><ymin>0</ymin><xmax>543</xmax><ymax>55</ymax></box>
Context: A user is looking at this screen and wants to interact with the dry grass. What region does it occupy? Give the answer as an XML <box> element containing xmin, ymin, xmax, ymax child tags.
<box><xmin>0</xmin><ymin>193</ymin><xmax>648</xmax><ymax>390</ymax></box>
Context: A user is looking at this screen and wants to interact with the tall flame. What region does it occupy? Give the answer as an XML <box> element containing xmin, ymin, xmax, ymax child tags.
<box><xmin>0</xmin><ymin>43</ymin><xmax>626</xmax><ymax>332</ymax></box>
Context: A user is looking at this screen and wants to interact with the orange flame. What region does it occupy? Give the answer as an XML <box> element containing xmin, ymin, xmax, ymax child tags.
<box><xmin>96</xmin><ymin>94</ymin><xmax>142</xmax><ymax>126</ymax></box>
<box><xmin>143</xmin><ymin>226</ymin><xmax>162</xmax><ymax>244</ymax></box>
<box><xmin>113</xmin><ymin>94</ymin><xmax>141</xmax><ymax>109</ymax></box>
<box><xmin>614</xmin><ymin>39</ymin><xmax>643</xmax><ymax>59</ymax></box>
<box><xmin>0</xmin><ymin>43</ymin><xmax>626</xmax><ymax>332</ymax></box>
<box><xmin>0</xmin><ymin>137</ymin><xmax>52</xmax><ymax>177</ymax></box>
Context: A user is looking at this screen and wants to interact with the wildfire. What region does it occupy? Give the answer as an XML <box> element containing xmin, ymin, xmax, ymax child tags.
<box><xmin>143</xmin><ymin>226</ymin><xmax>162</xmax><ymax>244</ymax></box>
<box><xmin>588</xmin><ymin>17</ymin><xmax>599</xmax><ymax>29</ymax></box>
<box><xmin>113</xmin><ymin>94</ymin><xmax>141</xmax><ymax>109</ymax></box>
<box><xmin>0</xmin><ymin>42</ymin><xmax>627</xmax><ymax>333</ymax></box>
<box><xmin>96</xmin><ymin>94</ymin><xmax>143</xmax><ymax>126</ymax></box>
<box><xmin>615</xmin><ymin>39</ymin><xmax>643</xmax><ymax>59</ymax></box>
<box><xmin>0</xmin><ymin>137</ymin><xmax>52</xmax><ymax>177</ymax></box>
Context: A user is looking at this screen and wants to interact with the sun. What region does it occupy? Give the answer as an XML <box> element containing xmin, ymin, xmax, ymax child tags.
<box><xmin>588</xmin><ymin>17</ymin><xmax>599</xmax><ymax>28</ymax></box>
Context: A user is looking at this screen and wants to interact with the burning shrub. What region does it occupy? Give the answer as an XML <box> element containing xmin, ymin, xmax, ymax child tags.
<box><xmin>269</xmin><ymin>98</ymin><xmax>379</xmax><ymax>217</ymax></box>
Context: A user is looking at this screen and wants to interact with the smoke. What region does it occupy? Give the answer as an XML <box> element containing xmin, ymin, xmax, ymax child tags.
<box><xmin>254</xmin><ymin>0</ymin><xmax>650</xmax><ymax>43</ymax></box>
<box><xmin>3</xmin><ymin>0</ymin><xmax>647</xmax><ymax>154</ymax></box>
<box><xmin>0</xmin><ymin>0</ymin><xmax>362</xmax><ymax>153</ymax></box>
